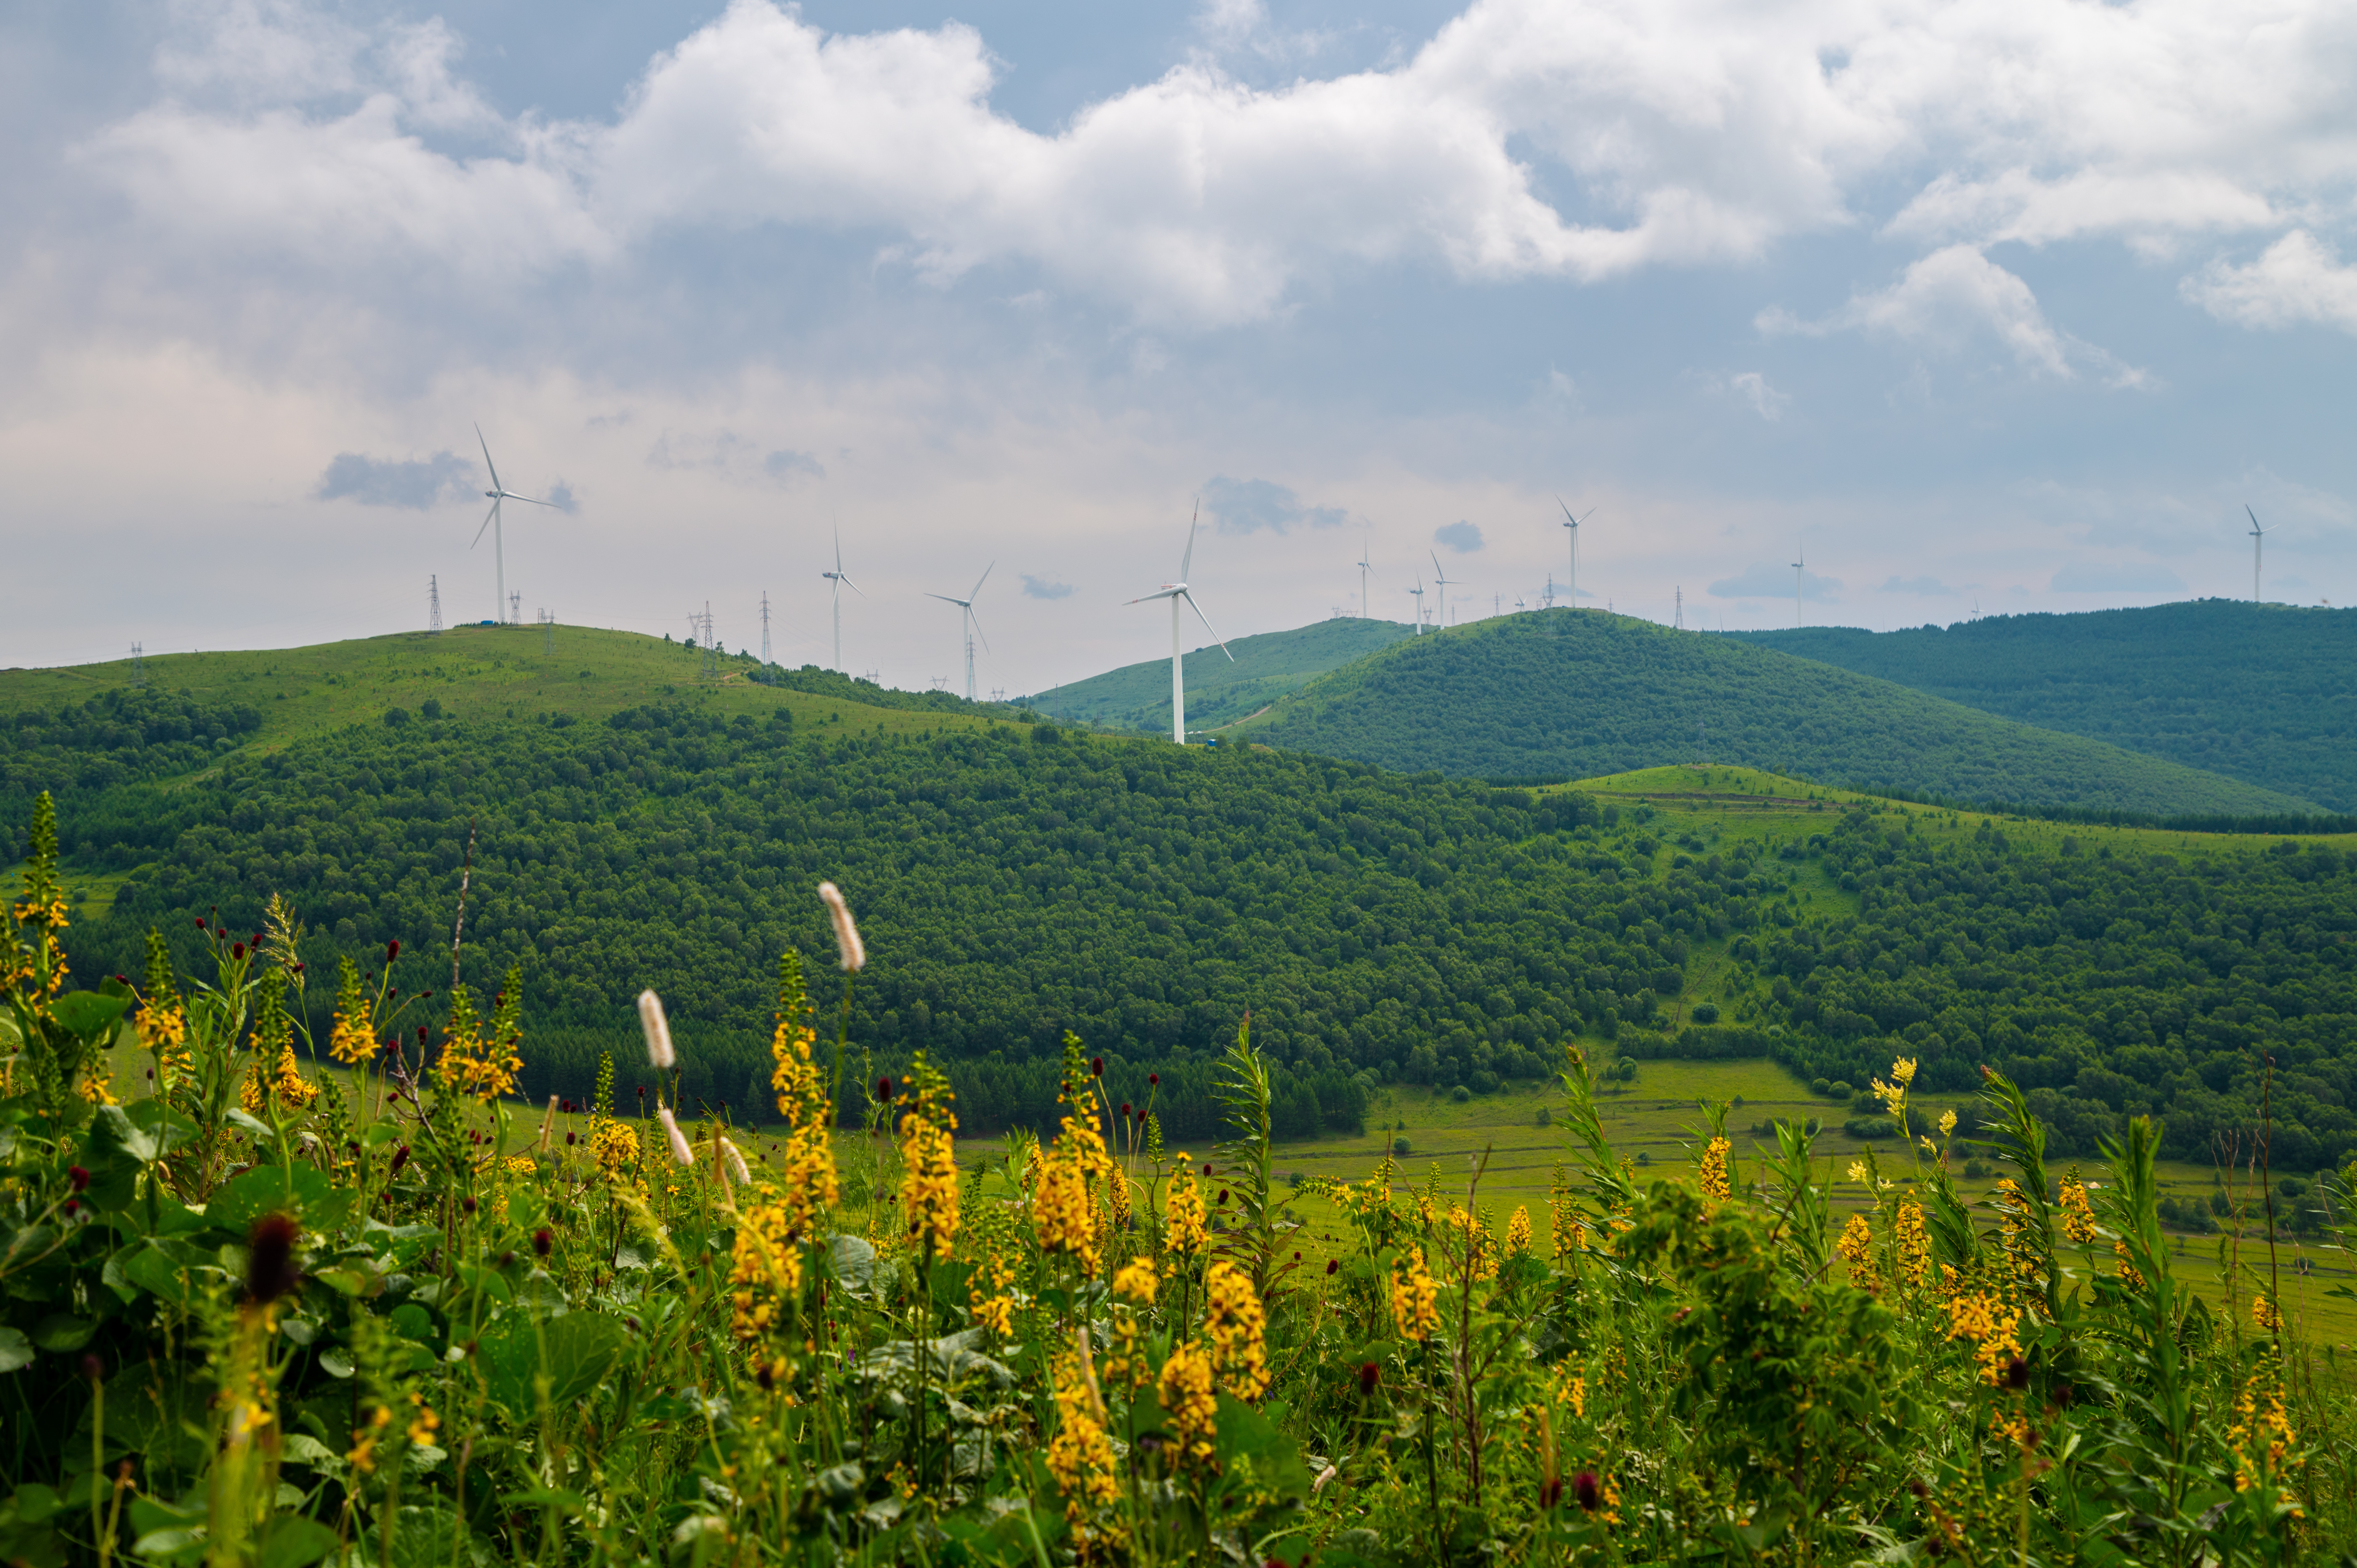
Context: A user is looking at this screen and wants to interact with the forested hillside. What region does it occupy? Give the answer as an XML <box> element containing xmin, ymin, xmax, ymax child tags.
<box><xmin>1026</xmin><ymin>616</ymin><xmax>1413</xmax><ymax>733</ymax></box>
<box><xmin>1244</xmin><ymin>610</ymin><xmax>2319</xmax><ymax>815</ymax></box>
<box><xmin>1731</xmin><ymin>600</ymin><xmax>2357</xmax><ymax>809</ymax></box>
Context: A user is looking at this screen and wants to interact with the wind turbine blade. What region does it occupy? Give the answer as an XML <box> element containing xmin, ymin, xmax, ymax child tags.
<box><xmin>2247</xmin><ymin>504</ymin><xmax>2263</xmax><ymax>533</ymax></box>
<box><xmin>1180</xmin><ymin>502</ymin><xmax>1198</xmax><ymax>580</ymax></box>
<box><xmin>841</xmin><ymin>573</ymin><xmax>865</xmax><ymax>598</ymax></box>
<box><xmin>1125</xmin><ymin>589</ymin><xmax>1184</xmax><ymax>605</ymax></box>
<box><xmin>924</xmin><ymin>593</ymin><xmax>965</xmax><ymax>606</ymax></box>
<box><xmin>968</xmin><ymin>607</ymin><xmax>992</xmax><ymax>654</ymax></box>
<box><xmin>505</xmin><ymin>492</ymin><xmax>558</xmax><ymax>508</ymax></box>
<box><xmin>834</xmin><ymin>526</ymin><xmax>844</xmax><ymax>575</ymax></box>
<box><xmin>969</xmin><ymin>561</ymin><xmax>994</xmax><ymax>601</ymax></box>
<box><xmin>472</xmin><ymin>499</ymin><xmax>498</xmax><ymax>547</ymax></box>
<box><xmin>476</xmin><ymin>424</ymin><xmax>501</xmax><ymax>496</ymax></box>
<box><xmin>1180</xmin><ymin>590</ymin><xmax>1231</xmax><ymax>658</ymax></box>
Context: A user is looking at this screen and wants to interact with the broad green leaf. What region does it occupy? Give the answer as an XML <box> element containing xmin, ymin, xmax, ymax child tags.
<box><xmin>208</xmin><ymin>1163</ymin><xmax>339</xmax><ymax>1235</ymax></box>
<box><xmin>47</xmin><ymin>993</ymin><xmax>128</xmax><ymax>1041</ymax></box>
<box><xmin>0</xmin><ymin>1328</ymin><xmax>32</xmax><ymax>1373</ymax></box>
<box><xmin>30</xmin><ymin>1315</ymin><xmax>94</xmax><ymax>1353</ymax></box>
<box><xmin>481</xmin><ymin>1311</ymin><xmax>630</xmax><ymax>1418</ymax></box>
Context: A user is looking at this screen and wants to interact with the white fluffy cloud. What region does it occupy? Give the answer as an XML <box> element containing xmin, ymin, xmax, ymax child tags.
<box><xmin>2184</xmin><ymin>231</ymin><xmax>2357</xmax><ymax>335</ymax></box>
<box><xmin>68</xmin><ymin>0</ymin><xmax>2357</xmax><ymax>329</ymax></box>
<box><xmin>1761</xmin><ymin>245</ymin><xmax>2074</xmax><ymax>375</ymax></box>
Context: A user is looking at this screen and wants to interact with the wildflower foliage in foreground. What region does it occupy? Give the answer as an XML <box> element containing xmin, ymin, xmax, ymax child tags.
<box><xmin>0</xmin><ymin>797</ymin><xmax>2343</xmax><ymax>1565</ymax></box>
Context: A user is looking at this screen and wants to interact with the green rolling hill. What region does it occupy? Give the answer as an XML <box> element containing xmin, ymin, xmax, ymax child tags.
<box><xmin>1024</xmin><ymin>616</ymin><xmax>1414</xmax><ymax>734</ymax></box>
<box><xmin>1236</xmin><ymin>610</ymin><xmax>2323</xmax><ymax>816</ymax></box>
<box><xmin>1725</xmin><ymin>599</ymin><xmax>2357</xmax><ymax>812</ymax></box>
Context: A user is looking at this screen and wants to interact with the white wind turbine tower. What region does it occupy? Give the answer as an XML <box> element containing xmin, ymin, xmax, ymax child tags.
<box><xmin>1357</xmin><ymin>543</ymin><xmax>1376</xmax><ymax>620</ymax></box>
<box><xmin>2247</xmin><ymin>506</ymin><xmax>2267</xmax><ymax>602</ymax></box>
<box><xmin>1127</xmin><ymin>508</ymin><xmax>1233</xmax><ymax>745</ymax></box>
<box><xmin>1557</xmin><ymin>499</ymin><xmax>1596</xmax><ymax>609</ymax></box>
<box><xmin>822</xmin><ymin>528</ymin><xmax>863</xmax><ymax>670</ymax></box>
<box><xmin>1792</xmin><ymin>546</ymin><xmax>1807</xmax><ymax>630</ymax></box>
<box><xmin>1430</xmin><ymin>552</ymin><xmax>1462</xmax><ymax>629</ymax></box>
<box><xmin>925</xmin><ymin>564</ymin><xmax>993</xmax><ymax>701</ymax></box>
<box><xmin>1407</xmin><ymin>576</ymin><xmax>1427</xmax><ymax>633</ymax></box>
<box><xmin>472</xmin><ymin>425</ymin><xmax>556</xmax><ymax>624</ymax></box>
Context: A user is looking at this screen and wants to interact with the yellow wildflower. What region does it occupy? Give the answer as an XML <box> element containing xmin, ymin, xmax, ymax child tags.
<box><xmin>1894</xmin><ymin>1201</ymin><xmax>1930</xmax><ymax>1290</ymax></box>
<box><xmin>1945</xmin><ymin>1291</ymin><xmax>2026</xmax><ymax>1387</ymax></box>
<box><xmin>969</xmin><ymin>1247</ymin><xmax>1017</xmax><ymax>1336</ymax></box>
<box><xmin>1938</xmin><ymin>1109</ymin><xmax>1958</xmax><ymax>1138</ymax></box>
<box><xmin>1165</xmin><ymin>1164</ymin><xmax>1209</xmax><ymax>1256</ymax></box>
<box><xmin>137</xmin><ymin>930</ymin><xmax>192</xmax><ymax>1089</ymax></box>
<box><xmin>1390</xmin><ymin>1245</ymin><xmax>1440</xmax><ymax>1341</ymax></box>
<box><xmin>1847</xmin><ymin>1160</ymin><xmax>1869</xmax><ymax>1184</ymax></box>
<box><xmin>1699</xmin><ymin>1136</ymin><xmax>1731</xmax><ymax>1203</ymax></box>
<box><xmin>1837</xmin><ymin>1213</ymin><xmax>1878</xmax><ymax>1291</ymax></box>
<box><xmin>1033</xmin><ymin>1036</ymin><xmax>1114</xmax><ymax>1275</ymax></box>
<box><xmin>405</xmin><ymin>1393</ymin><xmax>441</xmax><ymax>1448</ymax></box>
<box><xmin>2254</xmin><ymin>1293</ymin><xmax>2283</xmax><ymax>1334</ymax></box>
<box><xmin>1203</xmin><ymin>1260</ymin><xmax>1270</xmax><ymax>1399</ymax></box>
<box><xmin>2058</xmin><ymin>1171</ymin><xmax>2098</xmax><ymax>1244</ymax></box>
<box><xmin>1157</xmin><ymin>1343</ymin><xmax>1218</xmax><ymax>1465</ymax></box>
<box><xmin>2113</xmin><ymin>1237</ymin><xmax>2146</xmax><ymax>1291</ymax></box>
<box><xmin>768</xmin><ymin>954</ymin><xmax>839</xmax><ymax>1238</ymax></box>
<box><xmin>1047</xmin><ymin>1340</ymin><xmax>1122</xmax><ymax>1546</ymax></box>
<box><xmin>589</xmin><ymin>1118</ymin><xmax>639</xmax><ymax>1180</ymax></box>
<box><xmin>1505</xmin><ymin>1205</ymin><xmax>1533</xmax><ymax>1257</ymax></box>
<box><xmin>897</xmin><ymin>1053</ymin><xmax>959</xmax><ymax>1263</ymax></box>
<box><xmin>2229</xmin><ymin>1357</ymin><xmax>2301</xmax><ymax>1508</ymax></box>
<box><xmin>729</xmin><ymin>1184</ymin><xmax>805</xmax><ymax>1347</ymax></box>
<box><xmin>348</xmin><ymin>1405</ymin><xmax>391</xmax><ymax>1474</ymax></box>
<box><xmin>1111</xmin><ymin>1256</ymin><xmax>1158</xmax><ymax>1305</ymax></box>
<box><xmin>269</xmin><ymin>1040</ymin><xmax>317</xmax><ymax>1110</ymax></box>
<box><xmin>328</xmin><ymin>955</ymin><xmax>375</xmax><ymax>1066</ymax></box>
<box><xmin>1892</xmin><ymin>1056</ymin><xmax>1918</xmax><ymax>1087</ymax></box>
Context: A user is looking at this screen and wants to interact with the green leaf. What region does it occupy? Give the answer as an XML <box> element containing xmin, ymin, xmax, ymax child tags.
<box><xmin>30</xmin><ymin>1315</ymin><xmax>94</xmax><ymax>1353</ymax></box>
<box><xmin>48</xmin><ymin>993</ymin><xmax>129</xmax><ymax>1042</ymax></box>
<box><xmin>255</xmin><ymin>1516</ymin><xmax>337</xmax><ymax>1568</ymax></box>
<box><xmin>224</xmin><ymin>1108</ymin><xmax>277</xmax><ymax>1142</ymax></box>
<box><xmin>317</xmin><ymin>1347</ymin><xmax>355</xmax><ymax>1379</ymax></box>
<box><xmin>482</xmin><ymin>1311</ymin><xmax>630</xmax><ymax>1418</ymax></box>
<box><xmin>831</xmin><ymin>1233</ymin><xmax>879</xmax><ymax>1298</ymax></box>
<box><xmin>208</xmin><ymin>1163</ymin><xmax>343</xmax><ymax>1234</ymax></box>
<box><xmin>118</xmin><ymin>1239</ymin><xmax>220</xmax><ymax>1307</ymax></box>
<box><xmin>0</xmin><ymin>1328</ymin><xmax>32</xmax><ymax>1373</ymax></box>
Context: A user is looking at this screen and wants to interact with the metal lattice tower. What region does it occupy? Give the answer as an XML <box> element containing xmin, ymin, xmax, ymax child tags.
<box><xmin>760</xmin><ymin>592</ymin><xmax>772</xmax><ymax>665</ymax></box>
<box><xmin>538</xmin><ymin>608</ymin><xmax>554</xmax><ymax>653</ymax></box>
<box><xmin>508</xmin><ymin>590</ymin><xmax>521</xmax><ymax>626</ymax></box>
<box><xmin>1675</xmin><ymin>586</ymin><xmax>1684</xmax><ymax>630</ymax></box>
<box><xmin>429</xmin><ymin>575</ymin><xmax>443</xmax><ymax>634</ymax></box>
<box><xmin>130</xmin><ymin>643</ymin><xmax>146</xmax><ymax>688</ymax></box>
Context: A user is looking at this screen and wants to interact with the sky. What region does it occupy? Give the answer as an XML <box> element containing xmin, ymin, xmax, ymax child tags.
<box><xmin>4</xmin><ymin>0</ymin><xmax>2354</xmax><ymax>695</ymax></box>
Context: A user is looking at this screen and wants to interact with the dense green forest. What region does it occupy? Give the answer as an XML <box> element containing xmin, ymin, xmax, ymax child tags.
<box><xmin>12</xmin><ymin>673</ymin><xmax>2357</xmax><ymax>1168</ymax></box>
<box><xmin>1027</xmin><ymin>616</ymin><xmax>1413</xmax><ymax>733</ymax></box>
<box><xmin>35</xmin><ymin>703</ymin><xmax>1723</xmax><ymax>1136</ymax></box>
<box><xmin>1244</xmin><ymin>610</ymin><xmax>2319</xmax><ymax>814</ymax></box>
<box><xmin>1732</xmin><ymin>600</ymin><xmax>2357</xmax><ymax>810</ymax></box>
<box><xmin>0</xmin><ymin>687</ymin><xmax>262</xmax><ymax>810</ymax></box>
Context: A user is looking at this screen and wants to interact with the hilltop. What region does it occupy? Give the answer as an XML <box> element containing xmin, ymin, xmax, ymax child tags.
<box><xmin>1236</xmin><ymin>610</ymin><xmax>2320</xmax><ymax>816</ymax></box>
<box><xmin>1726</xmin><ymin>599</ymin><xmax>2357</xmax><ymax>811</ymax></box>
<box><xmin>1024</xmin><ymin>615</ymin><xmax>1414</xmax><ymax>734</ymax></box>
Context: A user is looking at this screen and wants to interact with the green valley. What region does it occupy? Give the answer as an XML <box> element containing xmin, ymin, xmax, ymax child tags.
<box><xmin>1024</xmin><ymin>614</ymin><xmax>1413</xmax><ymax>734</ymax></box>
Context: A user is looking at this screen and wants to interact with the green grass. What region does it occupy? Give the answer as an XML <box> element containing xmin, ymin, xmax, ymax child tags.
<box><xmin>0</xmin><ymin>624</ymin><xmax>1021</xmax><ymax>756</ymax></box>
<box><xmin>1262</xmin><ymin>1066</ymin><xmax>2357</xmax><ymax>1346</ymax></box>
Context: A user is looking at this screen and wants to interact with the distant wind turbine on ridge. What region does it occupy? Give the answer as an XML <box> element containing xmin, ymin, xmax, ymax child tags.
<box><xmin>473</xmin><ymin>425</ymin><xmax>556</xmax><ymax>624</ymax></box>
<box><xmin>822</xmin><ymin>528</ymin><xmax>863</xmax><ymax>671</ymax></box>
<box><xmin>1430</xmin><ymin>552</ymin><xmax>1461</xmax><ymax>629</ymax></box>
<box><xmin>2247</xmin><ymin>506</ymin><xmax>2267</xmax><ymax>603</ymax></box>
<box><xmin>1356</xmin><ymin>542</ymin><xmax>1376</xmax><ymax>620</ymax></box>
<box><xmin>1792</xmin><ymin>546</ymin><xmax>1807</xmax><ymax>630</ymax></box>
<box><xmin>1557</xmin><ymin>498</ymin><xmax>1597</xmax><ymax>610</ymax></box>
<box><xmin>1127</xmin><ymin>506</ymin><xmax>1232</xmax><ymax>744</ymax></box>
<box><xmin>1407</xmin><ymin>576</ymin><xmax>1427</xmax><ymax>634</ymax></box>
<box><xmin>925</xmin><ymin>563</ymin><xmax>993</xmax><ymax>701</ymax></box>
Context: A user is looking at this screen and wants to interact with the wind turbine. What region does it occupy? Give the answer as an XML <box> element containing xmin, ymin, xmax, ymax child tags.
<box><xmin>2247</xmin><ymin>506</ymin><xmax>2267</xmax><ymax>602</ymax></box>
<box><xmin>1407</xmin><ymin>576</ymin><xmax>1427</xmax><ymax>634</ymax></box>
<box><xmin>1430</xmin><ymin>552</ymin><xmax>1464</xmax><ymax>630</ymax></box>
<box><xmin>472</xmin><ymin>426</ymin><xmax>555</xmax><ymax>624</ymax></box>
<box><xmin>1557</xmin><ymin>499</ymin><xmax>1597</xmax><ymax>609</ymax></box>
<box><xmin>1792</xmin><ymin>547</ymin><xmax>1807</xmax><ymax>630</ymax></box>
<box><xmin>1126</xmin><ymin>507</ymin><xmax>1232</xmax><ymax>745</ymax></box>
<box><xmin>822</xmin><ymin>528</ymin><xmax>863</xmax><ymax>670</ymax></box>
<box><xmin>925</xmin><ymin>563</ymin><xmax>993</xmax><ymax>701</ymax></box>
<box><xmin>1356</xmin><ymin>542</ymin><xmax>1376</xmax><ymax>620</ymax></box>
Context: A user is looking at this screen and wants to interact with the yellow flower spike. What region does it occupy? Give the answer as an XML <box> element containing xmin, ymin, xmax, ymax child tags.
<box><xmin>1699</xmin><ymin>1137</ymin><xmax>1732</xmax><ymax>1203</ymax></box>
<box><xmin>1505</xmin><ymin>1205</ymin><xmax>1534</xmax><ymax>1257</ymax></box>
<box><xmin>1165</xmin><ymin>1166</ymin><xmax>1209</xmax><ymax>1257</ymax></box>
<box><xmin>1202</xmin><ymin>1260</ymin><xmax>1270</xmax><ymax>1399</ymax></box>
<box><xmin>1390</xmin><ymin>1245</ymin><xmax>1439</xmax><ymax>1341</ymax></box>
<box><xmin>897</xmin><ymin>1053</ymin><xmax>960</xmax><ymax>1263</ymax></box>
<box><xmin>1157</xmin><ymin>1343</ymin><xmax>1218</xmax><ymax>1464</ymax></box>
<box><xmin>1938</xmin><ymin>1109</ymin><xmax>1958</xmax><ymax>1138</ymax></box>
<box><xmin>1111</xmin><ymin>1256</ymin><xmax>1158</xmax><ymax>1306</ymax></box>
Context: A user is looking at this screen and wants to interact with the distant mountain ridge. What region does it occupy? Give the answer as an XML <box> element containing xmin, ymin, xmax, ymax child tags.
<box><xmin>1025</xmin><ymin>616</ymin><xmax>1414</xmax><ymax>734</ymax></box>
<box><xmin>1726</xmin><ymin>600</ymin><xmax>2357</xmax><ymax>811</ymax></box>
<box><xmin>1235</xmin><ymin>610</ymin><xmax>2321</xmax><ymax>816</ymax></box>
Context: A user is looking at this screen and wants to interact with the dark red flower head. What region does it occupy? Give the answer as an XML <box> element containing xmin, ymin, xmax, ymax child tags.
<box><xmin>462</xmin><ymin>1196</ymin><xmax>478</xmax><ymax>1214</ymax></box>
<box><xmin>1573</xmin><ymin>1472</ymin><xmax>1601</xmax><ymax>1512</ymax></box>
<box><xmin>1091</xmin><ymin>1056</ymin><xmax>1104</xmax><ymax>1078</ymax></box>
<box><xmin>81</xmin><ymin>1353</ymin><xmax>104</xmax><ymax>1383</ymax></box>
<box><xmin>2005</xmin><ymin>1356</ymin><xmax>2030</xmax><ymax>1391</ymax></box>
<box><xmin>533</xmin><ymin>1227</ymin><xmax>553</xmax><ymax>1257</ymax></box>
<box><xmin>566</xmin><ymin>1132</ymin><xmax>577</xmax><ymax>1146</ymax></box>
<box><xmin>1540</xmin><ymin>1475</ymin><xmax>1564</xmax><ymax>1510</ymax></box>
<box><xmin>1358</xmin><ymin>1361</ymin><xmax>1379</xmax><ymax>1395</ymax></box>
<box><xmin>232</xmin><ymin>943</ymin><xmax>245</xmax><ymax>960</ymax></box>
<box><xmin>194</xmin><ymin>917</ymin><xmax>207</xmax><ymax>930</ymax></box>
<box><xmin>387</xmin><ymin>939</ymin><xmax>400</xmax><ymax>960</ymax></box>
<box><xmin>1149</xmin><ymin>1073</ymin><xmax>1159</xmax><ymax>1086</ymax></box>
<box><xmin>1217</xmin><ymin>1189</ymin><xmax>1230</xmax><ymax>1206</ymax></box>
<box><xmin>67</xmin><ymin>1165</ymin><xmax>90</xmax><ymax>1192</ymax></box>
<box><xmin>1203</xmin><ymin>1163</ymin><xmax>1214</xmax><ymax>1177</ymax></box>
<box><xmin>877</xmin><ymin>1077</ymin><xmax>894</xmax><ymax>1102</ymax></box>
<box><xmin>387</xmin><ymin>1144</ymin><xmax>410</xmax><ymax>1176</ymax></box>
<box><xmin>417</xmin><ymin>1025</ymin><xmax>429</xmax><ymax>1041</ymax></box>
<box><xmin>115</xmin><ymin>974</ymin><xmax>128</xmax><ymax>985</ymax></box>
<box><xmin>1327</xmin><ymin>1259</ymin><xmax>1339</xmax><ymax>1275</ymax></box>
<box><xmin>246</xmin><ymin>1213</ymin><xmax>300</xmax><ymax>1304</ymax></box>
